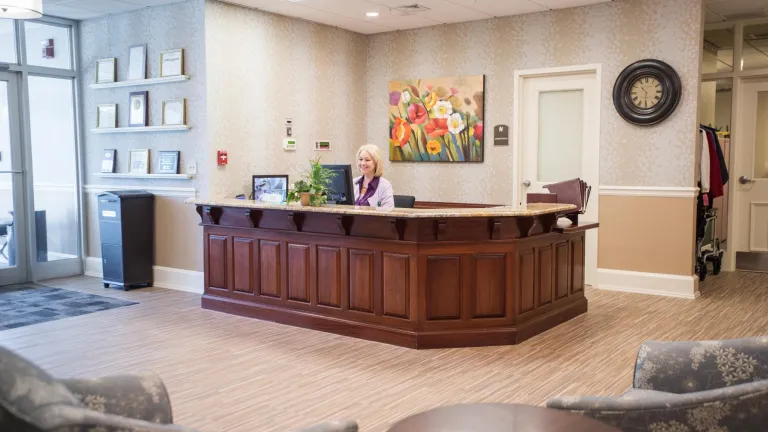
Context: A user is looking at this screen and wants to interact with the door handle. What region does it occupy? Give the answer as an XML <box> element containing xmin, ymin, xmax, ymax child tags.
<box><xmin>523</xmin><ymin>180</ymin><xmax>531</xmax><ymax>187</ymax></box>
<box><xmin>739</xmin><ymin>175</ymin><xmax>756</xmax><ymax>185</ymax></box>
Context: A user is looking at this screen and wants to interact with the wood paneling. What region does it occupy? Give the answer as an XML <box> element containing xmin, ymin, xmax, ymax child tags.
<box><xmin>317</xmin><ymin>246</ymin><xmax>342</xmax><ymax>308</ymax></box>
<box><xmin>472</xmin><ymin>254</ymin><xmax>506</xmax><ymax>318</ymax></box>
<box><xmin>382</xmin><ymin>253</ymin><xmax>410</xmax><ymax>319</ymax></box>
<box><xmin>287</xmin><ymin>243</ymin><xmax>310</xmax><ymax>303</ymax></box>
<box><xmin>555</xmin><ymin>242</ymin><xmax>570</xmax><ymax>300</ymax></box>
<box><xmin>571</xmin><ymin>237</ymin><xmax>584</xmax><ymax>294</ymax></box>
<box><xmin>426</xmin><ymin>256</ymin><xmax>461</xmax><ymax>320</ymax></box>
<box><xmin>232</xmin><ymin>237</ymin><xmax>254</xmax><ymax>293</ymax></box>
<box><xmin>349</xmin><ymin>249</ymin><xmax>374</xmax><ymax>313</ymax></box>
<box><xmin>259</xmin><ymin>240</ymin><xmax>281</xmax><ymax>298</ymax></box>
<box><xmin>538</xmin><ymin>246</ymin><xmax>553</xmax><ymax>306</ymax></box>
<box><xmin>518</xmin><ymin>249</ymin><xmax>535</xmax><ymax>314</ymax></box>
<box><xmin>207</xmin><ymin>235</ymin><xmax>228</xmax><ymax>291</ymax></box>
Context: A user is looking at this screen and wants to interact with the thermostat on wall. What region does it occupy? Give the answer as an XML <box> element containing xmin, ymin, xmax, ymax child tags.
<box><xmin>314</xmin><ymin>140</ymin><xmax>331</xmax><ymax>151</ymax></box>
<box><xmin>283</xmin><ymin>138</ymin><xmax>296</xmax><ymax>151</ymax></box>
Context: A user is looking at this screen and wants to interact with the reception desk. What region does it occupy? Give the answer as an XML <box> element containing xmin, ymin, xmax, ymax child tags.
<box><xmin>188</xmin><ymin>198</ymin><xmax>597</xmax><ymax>349</ymax></box>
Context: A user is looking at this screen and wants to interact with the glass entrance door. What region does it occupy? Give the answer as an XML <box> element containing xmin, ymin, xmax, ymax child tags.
<box><xmin>0</xmin><ymin>72</ymin><xmax>29</xmax><ymax>285</ymax></box>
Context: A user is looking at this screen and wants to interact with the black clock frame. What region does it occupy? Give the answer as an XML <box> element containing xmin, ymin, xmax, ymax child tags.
<box><xmin>613</xmin><ymin>59</ymin><xmax>681</xmax><ymax>126</ymax></box>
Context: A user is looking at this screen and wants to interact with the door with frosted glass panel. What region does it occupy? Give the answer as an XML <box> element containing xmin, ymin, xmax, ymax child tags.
<box><xmin>0</xmin><ymin>72</ymin><xmax>30</xmax><ymax>285</ymax></box>
<box><xmin>734</xmin><ymin>78</ymin><xmax>768</xmax><ymax>272</ymax></box>
<box><xmin>519</xmin><ymin>71</ymin><xmax>600</xmax><ymax>286</ymax></box>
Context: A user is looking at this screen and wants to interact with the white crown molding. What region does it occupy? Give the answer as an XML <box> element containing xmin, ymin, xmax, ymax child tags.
<box><xmin>597</xmin><ymin>268</ymin><xmax>699</xmax><ymax>299</ymax></box>
<box><xmin>599</xmin><ymin>186</ymin><xmax>699</xmax><ymax>198</ymax></box>
<box><xmin>85</xmin><ymin>257</ymin><xmax>203</xmax><ymax>294</ymax></box>
<box><xmin>84</xmin><ymin>184</ymin><xmax>196</xmax><ymax>198</ymax></box>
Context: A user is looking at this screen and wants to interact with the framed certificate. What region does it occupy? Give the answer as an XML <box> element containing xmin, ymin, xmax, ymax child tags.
<box><xmin>96</xmin><ymin>58</ymin><xmax>116</xmax><ymax>83</ymax></box>
<box><xmin>128</xmin><ymin>91</ymin><xmax>148</xmax><ymax>127</ymax></box>
<box><xmin>101</xmin><ymin>149</ymin><xmax>116</xmax><ymax>173</ymax></box>
<box><xmin>157</xmin><ymin>151</ymin><xmax>180</xmax><ymax>174</ymax></box>
<box><xmin>129</xmin><ymin>149</ymin><xmax>150</xmax><ymax>174</ymax></box>
<box><xmin>96</xmin><ymin>104</ymin><xmax>117</xmax><ymax>129</ymax></box>
<box><xmin>162</xmin><ymin>98</ymin><xmax>186</xmax><ymax>126</ymax></box>
<box><xmin>128</xmin><ymin>44</ymin><xmax>147</xmax><ymax>80</ymax></box>
<box><xmin>159</xmin><ymin>48</ymin><xmax>184</xmax><ymax>77</ymax></box>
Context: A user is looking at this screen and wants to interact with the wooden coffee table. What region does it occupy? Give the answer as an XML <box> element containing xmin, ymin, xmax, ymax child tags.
<box><xmin>388</xmin><ymin>403</ymin><xmax>621</xmax><ymax>432</ymax></box>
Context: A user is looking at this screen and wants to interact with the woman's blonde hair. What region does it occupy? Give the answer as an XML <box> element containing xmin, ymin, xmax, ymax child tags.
<box><xmin>356</xmin><ymin>144</ymin><xmax>384</xmax><ymax>177</ymax></box>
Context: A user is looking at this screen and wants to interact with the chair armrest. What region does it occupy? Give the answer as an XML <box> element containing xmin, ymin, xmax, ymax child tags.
<box><xmin>294</xmin><ymin>420</ymin><xmax>358</xmax><ymax>432</ymax></box>
<box><xmin>547</xmin><ymin>381</ymin><xmax>768</xmax><ymax>432</ymax></box>
<box><xmin>36</xmin><ymin>404</ymin><xmax>198</xmax><ymax>432</ymax></box>
<box><xmin>633</xmin><ymin>337</ymin><xmax>768</xmax><ymax>393</ymax></box>
<box><xmin>59</xmin><ymin>372</ymin><xmax>173</xmax><ymax>424</ymax></box>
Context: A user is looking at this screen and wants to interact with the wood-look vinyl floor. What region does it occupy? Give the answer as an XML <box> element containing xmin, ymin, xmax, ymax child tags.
<box><xmin>1</xmin><ymin>273</ymin><xmax>767</xmax><ymax>432</ymax></box>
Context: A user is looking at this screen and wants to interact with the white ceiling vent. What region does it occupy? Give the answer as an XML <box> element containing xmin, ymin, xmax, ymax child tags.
<box><xmin>391</xmin><ymin>4</ymin><xmax>431</xmax><ymax>17</ymax></box>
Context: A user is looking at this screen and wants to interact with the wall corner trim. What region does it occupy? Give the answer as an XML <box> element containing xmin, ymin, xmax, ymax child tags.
<box><xmin>596</xmin><ymin>268</ymin><xmax>699</xmax><ymax>299</ymax></box>
<box><xmin>599</xmin><ymin>186</ymin><xmax>699</xmax><ymax>198</ymax></box>
<box><xmin>84</xmin><ymin>257</ymin><xmax>203</xmax><ymax>294</ymax></box>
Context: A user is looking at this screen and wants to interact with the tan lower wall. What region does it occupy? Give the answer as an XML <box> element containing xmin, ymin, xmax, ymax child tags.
<box><xmin>86</xmin><ymin>194</ymin><xmax>202</xmax><ymax>272</ymax></box>
<box><xmin>599</xmin><ymin>195</ymin><xmax>696</xmax><ymax>277</ymax></box>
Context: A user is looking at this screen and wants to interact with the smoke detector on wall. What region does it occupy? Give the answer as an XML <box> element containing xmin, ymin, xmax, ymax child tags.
<box><xmin>390</xmin><ymin>4</ymin><xmax>430</xmax><ymax>17</ymax></box>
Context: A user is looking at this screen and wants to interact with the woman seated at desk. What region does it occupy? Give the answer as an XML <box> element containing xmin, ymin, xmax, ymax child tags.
<box><xmin>354</xmin><ymin>144</ymin><xmax>394</xmax><ymax>210</ymax></box>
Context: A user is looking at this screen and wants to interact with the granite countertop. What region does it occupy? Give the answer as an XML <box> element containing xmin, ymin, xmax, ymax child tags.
<box><xmin>186</xmin><ymin>198</ymin><xmax>576</xmax><ymax>218</ymax></box>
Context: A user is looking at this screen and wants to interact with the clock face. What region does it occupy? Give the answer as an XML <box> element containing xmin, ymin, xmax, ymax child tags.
<box><xmin>631</xmin><ymin>75</ymin><xmax>663</xmax><ymax>109</ymax></box>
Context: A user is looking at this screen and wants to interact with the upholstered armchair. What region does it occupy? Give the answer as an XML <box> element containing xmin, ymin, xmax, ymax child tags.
<box><xmin>547</xmin><ymin>337</ymin><xmax>768</xmax><ymax>431</ymax></box>
<box><xmin>0</xmin><ymin>346</ymin><xmax>357</xmax><ymax>432</ymax></box>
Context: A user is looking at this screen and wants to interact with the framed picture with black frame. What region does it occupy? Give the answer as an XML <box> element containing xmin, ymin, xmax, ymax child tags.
<box><xmin>252</xmin><ymin>175</ymin><xmax>288</xmax><ymax>203</ymax></box>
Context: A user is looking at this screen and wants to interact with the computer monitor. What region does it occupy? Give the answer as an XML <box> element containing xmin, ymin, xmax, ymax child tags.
<box><xmin>322</xmin><ymin>164</ymin><xmax>354</xmax><ymax>205</ymax></box>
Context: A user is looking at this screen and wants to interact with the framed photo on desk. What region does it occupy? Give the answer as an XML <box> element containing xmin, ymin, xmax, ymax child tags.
<box><xmin>252</xmin><ymin>175</ymin><xmax>288</xmax><ymax>203</ymax></box>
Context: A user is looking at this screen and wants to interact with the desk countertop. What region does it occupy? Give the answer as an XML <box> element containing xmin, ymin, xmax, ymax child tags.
<box><xmin>185</xmin><ymin>198</ymin><xmax>576</xmax><ymax>219</ymax></box>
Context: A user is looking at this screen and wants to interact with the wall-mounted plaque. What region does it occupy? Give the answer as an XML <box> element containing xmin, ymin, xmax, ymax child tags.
<box><xmin>96</xmin><ymin>104</ymin><xmax>117</xmax><ymax>129</ymax></box>
<box><xmin>157</xmin><ymin>151</ymin><xmax>180</xmax><ymax>174</ymax></box>
<box><xmin>162</xmin><ymin>98</ymin><xmax>186</xmax><ymax>126</ymax></box>
<box><xmin>494</xmin><ymin>124</ymin><xmax>509</xmax><ymax>146</ymax></box>
<box><xmin>129</xmin><ymin>149</ymin><xmax>149</xmax><ymax>174</ymax></box>
<box><xmin>129</xmin><ymin>91</ymin><xmax>148</xmax><ymax>127</ymax></box>
<box><xmin>128</xmin><ymin>44</ymin><xmax>147</xmax><ymax>80</ymax></box>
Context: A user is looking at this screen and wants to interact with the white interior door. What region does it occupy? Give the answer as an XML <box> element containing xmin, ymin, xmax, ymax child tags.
<box><xmin>734</xmin><ymin>78</ymin><xmax>768</xmax><ymax>272</ymax></box>
<box><xmin>515</xmin><ymin>68</ymin><xmax>600</xmax><ymax>286</ymax></box>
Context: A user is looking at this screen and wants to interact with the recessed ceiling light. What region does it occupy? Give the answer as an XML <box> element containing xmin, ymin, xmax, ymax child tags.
<box><xmin>366</xmin><ymin>12</ymin><xmax>379</xmax><ymax>17</ymax></box>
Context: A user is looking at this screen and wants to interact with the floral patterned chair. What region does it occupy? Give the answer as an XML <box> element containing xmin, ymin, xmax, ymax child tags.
<box><xmin>0</xmin><ymin>345</ymin><xmax>357</xmax><ymax>432</ymax></box>
<box><xmin>547</xmin><ymin>337</ymin><xmax>768</xmax><ymax>432</ymax></box>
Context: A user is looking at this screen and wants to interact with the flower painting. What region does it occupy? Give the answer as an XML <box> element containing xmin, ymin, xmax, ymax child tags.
<box><xmin>389</xmin><ymin>75</ymin><xmax>484</xmax><ymax>162</ymax></box>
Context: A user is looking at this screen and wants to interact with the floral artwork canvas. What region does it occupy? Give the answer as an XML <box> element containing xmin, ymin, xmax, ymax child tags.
<box><xmin>389</xmin><ymin>75</ymin><xmax>484</xmax><ymax>162</ymax></box>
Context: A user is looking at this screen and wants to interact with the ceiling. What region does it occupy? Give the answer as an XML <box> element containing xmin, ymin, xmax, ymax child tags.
<box><xmin>40</xmin><ymin>0</ymin><xmax>615</xmax><ymax>33</ymax></box>
<box><xmin>705</xmin><ymin>0</ymin><xmax>768</xmax><ymax>23</ymax></box>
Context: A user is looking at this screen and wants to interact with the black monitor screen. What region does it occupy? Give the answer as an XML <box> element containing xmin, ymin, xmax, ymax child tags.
<box><xmin>323</xmin><ymin>164</ymin><xmax>354</xmax><ymax>205</ymax></box>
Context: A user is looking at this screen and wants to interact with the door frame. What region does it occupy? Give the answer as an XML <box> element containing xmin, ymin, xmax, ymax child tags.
<box><xmin>511</xmin><ymin>64</ymin><xmax>602</xmax><ymax>285</ymax></box>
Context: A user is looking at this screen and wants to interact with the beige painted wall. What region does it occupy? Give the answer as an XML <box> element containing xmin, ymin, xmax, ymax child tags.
<box><xmin>599</xmin><ymin>195</ymin><xmax>696</xmax><ymax>276</ymax></box>
<box><xmin>365</xmin><ymin>0</ymin><xmax>702</xmax><ymax>204</ymax></box>
<box><xmin>204</xmin><ymin>0</ymin><xmax>368</xmax><ymax>199</ymax></box>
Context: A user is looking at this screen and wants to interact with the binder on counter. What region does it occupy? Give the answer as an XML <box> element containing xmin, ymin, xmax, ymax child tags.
<box><xmin>543</xmin><ymin>178</ymin><xmax>591</xmax><ymax>214</ymax></box>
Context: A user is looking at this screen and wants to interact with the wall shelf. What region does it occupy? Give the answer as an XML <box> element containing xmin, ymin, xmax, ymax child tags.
<box><xmin>90</xmin><ymin>75</ymin><xmax>190</xmax><ymax>89</ymax></box>
<box><xmin>93</xmin><ymin>173</ymin><xmax>195</xmax><ymax>180</ymax></box>
<box><xmin>90</xmin><ymin>125</ymin><xmax>191</xmax><ymax>134</ymax></box>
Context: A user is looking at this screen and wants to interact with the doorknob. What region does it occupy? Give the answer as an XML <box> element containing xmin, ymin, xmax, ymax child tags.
<box><xmin>739</xmin><ymin>175</ymin><xmax>756</xmax><ymax>185</ymax></box>
<box><xmin>523</xmin><ymin>180</ymin><xmax>531</xmax><ymax>187</ymax></box>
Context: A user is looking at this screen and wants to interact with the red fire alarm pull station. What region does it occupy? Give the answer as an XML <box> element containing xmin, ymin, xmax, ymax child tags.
<box><xmin>42</xmin><ymin>39</ymin><xmax>54</xmax><ymax>59</ymax></box>
<box><xmin>217</xmin><ymin>150</ymin><xmax>228</xmax><ymax>165</ymax></box>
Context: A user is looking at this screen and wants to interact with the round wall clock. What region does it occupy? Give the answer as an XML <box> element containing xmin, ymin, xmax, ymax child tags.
<box><xmin>612</xmin><ymin>59</ymin><xmax>681</xmax><ymax>126</ymax></box>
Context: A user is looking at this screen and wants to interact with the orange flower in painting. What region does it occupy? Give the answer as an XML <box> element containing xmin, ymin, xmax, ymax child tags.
<box><xmin>424</xmin><ymin>118</ymin><xmax>449</xmax><ymax>137</ymax></box>
<box><xmin>424</xmin><ymin>91</ymin><xmax>438</xmax><ymax>109</ymax></box>
<box><xmin>391</xmin><ymin>117</ymin><xmax>411</xmax><ymax>146</ymax></box>
<box><xmin>426</xmin><ymin>140</ymin><xmax>442</xmax><ymax>155</ymax></box>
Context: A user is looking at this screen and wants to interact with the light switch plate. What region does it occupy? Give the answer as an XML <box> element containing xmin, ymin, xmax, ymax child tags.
<box><xmin>186</xmin><ymin>161</ymin><xmax>197</xmax><ymax>175</ymax></box>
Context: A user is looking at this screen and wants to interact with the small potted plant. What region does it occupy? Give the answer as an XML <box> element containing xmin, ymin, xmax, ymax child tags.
<box><xmin>287</xmin><ymin>157</ymin><xmax>336</xmax><ymax>207</ymax></box>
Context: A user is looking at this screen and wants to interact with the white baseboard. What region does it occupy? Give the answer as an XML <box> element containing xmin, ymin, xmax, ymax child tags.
<box><xmin>84</xmin><ymin>257</ymin><xmax>203</xmax><ymax>294</ymax></box>
<box><xmin>599</xmin><ymin>185</ymin><xmax>699</xmax><ymax>198</ymax></box>
<box><xmin>597</xmin><ymin>268</ymin><xmax>699</xmax><ymax>299</ymax></box>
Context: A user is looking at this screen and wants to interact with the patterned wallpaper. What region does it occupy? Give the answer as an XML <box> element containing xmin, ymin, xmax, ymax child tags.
<box><xmin>204</xmin><ymin>0</ymin><xmax>367</xmax><ymax>199</ymax></box>
<box><xmin>365</xmin><ymin>0</ymin><xmax>703</xmax><ymax>204</ymax></box>
<box><xmin>79</xmin><ymin>0</ymin><xmax>208</xmax><ymax>194</ymax></box>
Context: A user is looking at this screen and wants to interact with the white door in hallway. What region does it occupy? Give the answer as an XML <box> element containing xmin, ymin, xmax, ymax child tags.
<box><xmin>733</xmin><ymin>78</ymin><xmax>768</xmax><ymax>272</ymax></box>
<box><xmin>514</xmin><ymin>66</ymin><xmax>600</xmax><ymax>286</ymax></box>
